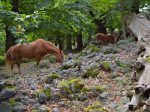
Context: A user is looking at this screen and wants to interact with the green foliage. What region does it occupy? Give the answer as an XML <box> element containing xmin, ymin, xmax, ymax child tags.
<box><xmin>48</xmin><ymin>73</ymin><xmax>61</xmax><ymax>79</ymax></box>
<box><xmin>87</xmin><ymin>44</ymin><xmax>100</xmax><ymax>52</ymax></box>
<box><xmin>0</xmin><ymin>56</ymin><xmax>5</xmax><ymax>65</ymax></box>
<box><xmin>61</xmin><ymin>64</ymin><xmax>72</xmax><ymax>70</ymax></box>
<box><xmin>58</xmin><ymin>78</ymin><xmax>85</xmax><ymax>94</ymax></box>
<box><xmin>146</xmin><ymin>56</ymin><xmax>150</xmax><ymax>63</ymax></box>
<box><xmin>36</xmin><ymin>88</ymin><xmax>52</xmax><ymax>99</ymax></box>
<box><xmin>101</xmin><ymin>61</ymin><xmax>111</xmax><ymax>71</ymax></box>
<box><xmin>84</xmin><ymin>68</ymin><xmax>99</xmax><ymax>78</ymax></box>
<box><xmin>43</xmin><ymin>88</ymin><xmax>51</xmax><ymax>98</ymax></box>
<box><xmin>84</xmin><ymin>102</ymin><xmax>107</xmax><ymax>112</ymax></box>
<box><xmin>9</xmin><ymin>98</ymin><xmax>16</xmax><ymax>107</ymax></box>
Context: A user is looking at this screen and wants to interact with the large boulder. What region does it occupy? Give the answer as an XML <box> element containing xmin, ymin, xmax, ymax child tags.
<box><xmin>0</xmin><ymin>87</ymin><xmax>17</xmax><ymax>101</ymax></box>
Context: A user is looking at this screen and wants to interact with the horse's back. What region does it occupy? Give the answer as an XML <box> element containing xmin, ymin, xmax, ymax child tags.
<box><xmin>96</xmin><ymin>33</ymin><xmax>117</xmax><ymax>44</ymax></box>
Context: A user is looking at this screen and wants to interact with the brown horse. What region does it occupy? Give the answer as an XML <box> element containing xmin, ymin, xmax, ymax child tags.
<box><xmin>5</xmin><ymin>39</ymin><xmax>64</xmax><ymax>74</ymax></box>
<box><xmin>96</xmin><ymin>33</ymin><xmax>118</xmax><ymax>44</ymax></box>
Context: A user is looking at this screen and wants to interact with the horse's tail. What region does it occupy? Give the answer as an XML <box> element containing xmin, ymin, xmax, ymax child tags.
<box><xmin>5</xmin><ymin>48</ymin><xmax>12</xmax><ymax>67</ymax></box>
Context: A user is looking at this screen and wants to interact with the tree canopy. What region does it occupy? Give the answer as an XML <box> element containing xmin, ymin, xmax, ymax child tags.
<box><xmin>0</xmin><ymin>0</ymin><xmax>150</xmax><ymax>56</ymax></box>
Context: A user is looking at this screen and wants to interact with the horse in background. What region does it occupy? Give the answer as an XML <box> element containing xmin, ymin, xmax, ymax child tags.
<box><xmin>5</xmin><ymin>39</ymin><xmax>64</xmax><ymax>74</ymax></box>
<box><xmin>95</xmin><ymin>33</ymin><xmax>118</xmax><ymax>44</ymax></box>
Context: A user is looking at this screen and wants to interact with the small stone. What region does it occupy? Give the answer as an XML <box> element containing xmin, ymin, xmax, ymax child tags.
<box><xmin>38</xmin><ymin>105</ymin><xmax>49</xmax><ymax>112</ymax></box>
<box><xmin>107</xmin><ymin>102</ymin><xmax>117</xmax><ymax>108</ymax></box>
<box><xmin>99</xmin><ymin>92</ymin><xmax>110</xmax><ymax>99</ymax></box>
<box><xmin>13</xmin><ymin>102</ymin><xmax>27</xmax><ymax>112</ymax></box>
<box><xmin>51</xmin><ymin>94</ymin><xmax>60</xmax><ymax>102</ymax></box>
<box><xmin>51</xmin><ymin>108</ymin><xmax>60</xmax><ymax>112</ymax></box>
<box><xmin>0</xmin><ymin>80</ymin><xmax>6</xmax><ymax>90</ymax></box>
<box><xmin>38</xmin><ymin>92</ymin><xmax>48</xmax><ymax>104</ymax></box>
<box><xmin>0</xmin><ymin>102</ymin><xmax>12</xmax><ymax>112</ymax></box>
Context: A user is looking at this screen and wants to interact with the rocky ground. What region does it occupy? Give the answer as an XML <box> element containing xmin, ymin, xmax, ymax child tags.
<box><xmin>0</xmin><ymin>38</ymin><xmax>142</xmax><ymax>112</ymax></box>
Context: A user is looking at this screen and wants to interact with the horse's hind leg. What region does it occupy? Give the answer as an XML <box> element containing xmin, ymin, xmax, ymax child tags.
<box><xmin>17</xmin><ymin>63</ymin><xmax>21</xmax><ymax>75</ymax></box>
<box><xmin>11</xmin><ymin>64</ymin><xmax>14</xmax><ymax>71</ymax></box>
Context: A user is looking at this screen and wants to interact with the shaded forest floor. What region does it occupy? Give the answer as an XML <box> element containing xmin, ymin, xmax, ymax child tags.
<box><xmin>0</xmin><ymin>39</ymin><xmax>143</xmax><ymax>112</ymax></box>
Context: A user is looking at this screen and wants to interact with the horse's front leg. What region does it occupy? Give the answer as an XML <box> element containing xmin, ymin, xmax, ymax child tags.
<box><xmin>36</xmin><ymin>57</ymin><xmax>42</xmax><ymax>69</ymax></box>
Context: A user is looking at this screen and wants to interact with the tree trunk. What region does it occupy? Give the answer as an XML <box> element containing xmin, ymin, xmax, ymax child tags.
<box><xmin>5</xmin><ymin>0</ymin><xmax>19</xmax><ymax>51</ymax></box>
<box><xmin>120</xmin><ymin>0</ymin><xmax>127</xmax><ymax>39</ymax></box>
<box><xmin>12</xmin><ymin>0</ymin><xmax>19</xmax><ymax>12</ymax></box>
<box><xmin>132</xmin><ymin>0</ymin><xmax>140</xmax><ymax>14</ymax></box>
<box><xmin>89</xmin><ymin>11</ymin><xmax>107</xmax><ymax>34</ymax></box>
<box><xmin>57</xmin><ymin>36</ymin><xmax>64</xmax><ymax>50</ymax></box>
<box><xmin>96</xmin><ymin>21</ymin><xmax>107</xmax><ymax>34</ymax></box>
<box><xmin>76</xmin><ymin>31</ymin><xmax>83</xmax><ymax>51</ymax></box>
<box><xmin>5</xmin><ymin>25</ymin><xmax>16</xmax><ymax>51</ymax></box>
<box><xmin>66</xmin><ymin>35</ymin><xmax>72</xmax><ymax>51</ymax></box>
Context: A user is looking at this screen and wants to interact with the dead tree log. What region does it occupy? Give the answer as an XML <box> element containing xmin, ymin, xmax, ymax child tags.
<box><xmin>127</xmin><ymin>13</ymin><xmax>150</xmax><ymax>111</ymax></box>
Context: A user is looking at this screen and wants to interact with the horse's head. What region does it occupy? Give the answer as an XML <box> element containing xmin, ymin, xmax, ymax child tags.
<box><xmin>56</xmin><ymin>49</ymin><xmax>64</xmax><ymax>64</ymax></box>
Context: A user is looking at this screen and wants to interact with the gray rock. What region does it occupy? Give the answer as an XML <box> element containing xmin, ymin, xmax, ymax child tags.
<box><xmin>101</xmin><ymin>46</ymin><xmax>119</xmax><ymax>54</ymax></box>
<box><xmin>107</xmin><ymin>102</ymin><xmax>117</xmax><ymax>108</ymax></box>
<box><xmin>99</xmin><ymin>92</ymin><xmax>110</xmax><ymax>99</ymax></box>
<box><xmin>0</xmin><ymin>88</ymin><xmax>16</xmax><ymax>101</ymax></box>
<box><xmin>20</xmin><ymin>96</ymin><xmax>38</xmax><ymax>105</ymax></box>
<box><xmin>0</xmin><ymin>80</ymin><xmax>6</xmax><ymax>91</ymax></box>
<box><xmin>32</xmin><ymin>103</ymin><xmax>41</xmax><ymax>110</ymax></box>
<box><xmin>38</xmin><ymin>92</ymin><xmax>47</xmax><ymax>104</ymax></box>
<box><xmin>79</xmin><ymin>94</ymin><xmax>88</xmax><ymax>101</ymax></box>
<box><xmin>51</xmin><ymin>94</ymin><xmax>60</xmax><ymax>102</ymax></box>
<box><xmin>0</xmin><ymin>102</ymin><xmax>12</xmax><ymax>112</ymax></box>
<box><xmin>38</xmin><ymin>105</ymin><xmax>49</xmax><ymax>112</ymax></box>
<box><xmin>13</xmin><ymin>102</ymin><xmax>27</xmax><ymax>112</ymax></box>
<box><xmin>51</xmin><ymin>108</ymin><xmax>60</xmax><ymax>112</ymax></box>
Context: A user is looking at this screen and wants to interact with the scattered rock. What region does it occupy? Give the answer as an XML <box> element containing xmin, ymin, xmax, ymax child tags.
<box><xmin>13</xmin><ymin>102</ymin><xmax>27</xmax><ymax>112</ymax></box>
<box><xmin>0</xmin><ymin>87</ymin><xmax>17</xmax><ymax>101</ymax></box>
<box><xmin>101</xmin><ymin>46</ymin><xmax>119</xmax><ymax>54</ymax></box>
<box><xmin>38</xmin><ymin>92</ymin><xmax>48</xmax><ymax>104</ymax></box>
<box><xmin>0</xmin><ymin>102</ymin><xmax>12</xmax><ymax>112</ymax></box>
<box><xmin>38</xmin><ymin>105</ymin><xmax>49</xmax><ymax>112</ymax></box>
<box><xmin>51</xmin><ymin>108</ymin><xmax>60</xmax><ymax>112</ymax></box>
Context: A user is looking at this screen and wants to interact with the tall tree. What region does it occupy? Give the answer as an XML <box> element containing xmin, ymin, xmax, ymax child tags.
<box><xmin>76</xmin><ymin>30</ymin><xmax>83</xmax><ymax>51</ymax></box>
<box><xmin>5</xmin><ymin>0</ymin><xmax>19</xmax><ymax>51</ymax></box>
<box><xmin>132</xmin><ymin>0</ymin><xmax>140</xmax><ymax>13</ymax></box>
<box><xmin>120</xmin><ymin>0</ymin><xmax>127</xmax><ymax>39</ymax></box>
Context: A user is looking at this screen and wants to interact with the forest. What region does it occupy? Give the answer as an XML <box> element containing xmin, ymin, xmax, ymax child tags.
<box><xmin>0</xmin><ymin>0</ymin><xmax>150</xmax><ymax>112</ymax></box>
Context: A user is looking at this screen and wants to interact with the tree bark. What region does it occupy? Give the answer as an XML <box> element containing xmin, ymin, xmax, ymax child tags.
<box><xmin>132</xmin><ymin>0</ymin><xmax>140</xmax><ymax>14</ymax></box>
<box><xmin>5</xmin><ymin>0</ymin><xmax>19</xmax><ymax>51</ymax></box>
<box><xmin>56</xmin><ymin>36</ymin><xmax>64</xmax><ymax>50</ymax></box>
<box><xmin>66</xmin><ymin>35</ymin><xmax>72</xmax><ymax>51</ymax></box>
<box><xmin>89</xmin><ymin>11</ymin><xmax>107</xmax><ymax>34</ymax></box>
<box><xmin>76</xmin><ymin>31</ymin><xmax>83</xmax><ymax>51</ymax></box>
<box><xmin>5</xmin><ymin>25</ymin><xmax>16</xmax><ymax>51</ymax></box>
<box><xmin>12</xmin><ymin>0</ymin><xmax>19</xmax><ymax>12</ymax></box>
<box><xmin>120</xmin><ymin>0</ymin><xmax>127</xmax><ymax>39</ymax></box>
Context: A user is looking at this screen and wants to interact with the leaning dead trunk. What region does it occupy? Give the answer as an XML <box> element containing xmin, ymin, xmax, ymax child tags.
<box><xmin>127</xmin><ymin>13</ymin><xmax>150</xmax><ymax>111</ymax></box>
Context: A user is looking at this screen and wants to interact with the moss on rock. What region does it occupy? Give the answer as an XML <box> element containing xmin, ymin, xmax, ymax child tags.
<box><xmin>146</xmin><ymin>56</ymin><xmax>150</xmax><ymax>63</ymax></box>
<box><xmin>9</xmin><ymin>98</ymin><xmax>16</xmax><ymax>107</ymax></box>
<box><xmin>45</xmin><ymin>73</ymin><xmax>61</xmax><ymax>84</ymax></box>
<box><xmin>58</xmin><ymin>78</ymin><xmax>85</xmax><ymax>95</ymax></box>
<box><xmin>36</xmin><ymin>87</ymin><xmax>51</xmax><ymax>99</ymax></box>
<box><xmin>0</xmin><ymin>56</ymin><xmax>5</xmax><ymax>65</ymax></box>
<box><xmin>87</xmin><ymin>44</ymin><xmax>100</xmax><ymax>52</ymax></box>
<box><xmin>84</xmin><ymin>68</ymin><xmax>99</xmax><ymax>78</ymax></box>
<box><xmin>84</xmin><ymin>102</ymin><xmax>107</xmax><ymax>112</ymax></box>
<box><xmin>101</xmin><ymin>61</ymin><xmax>111</xmax><ymax>71</ymax></box>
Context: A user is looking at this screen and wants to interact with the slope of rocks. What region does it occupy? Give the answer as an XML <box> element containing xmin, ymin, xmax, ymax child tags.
<box><xmin>0</xmin><ymin>38</ymin><xmax>140</xmax><ymax>112</ymax></box>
